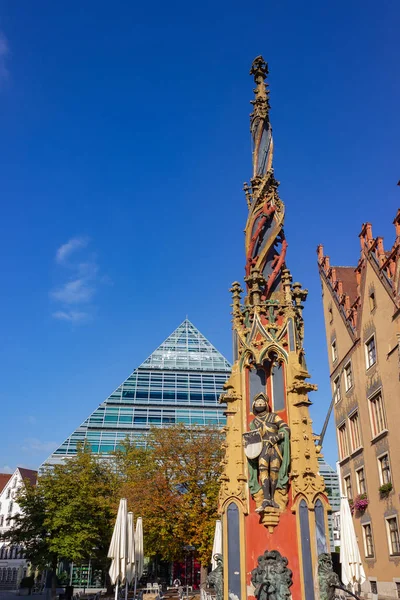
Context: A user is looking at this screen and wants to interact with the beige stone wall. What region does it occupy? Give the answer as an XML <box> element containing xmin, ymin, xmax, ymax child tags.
<box><xmin>320</xmin><ymin>259</ymin><xmax>400</xmax><ymax>598</ymax></box>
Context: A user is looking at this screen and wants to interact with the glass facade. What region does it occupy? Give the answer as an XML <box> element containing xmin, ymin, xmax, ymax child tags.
<box><xmin>318</xmin><ymin>458</ymin><xmax>340</xmax><ymax>551</ymax></box>
<box><xmin>43</xmin><ymin>319</ymin><xmax>231</xmax><ymax>466</ymax></box>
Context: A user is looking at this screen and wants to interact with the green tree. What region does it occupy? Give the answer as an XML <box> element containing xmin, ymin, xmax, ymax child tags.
<box><xmin>114</xmin><ymin>425</ymin><xmax>224</xmax><ymax>581</ymax></box>
<box><xmin>2</xmin><ymin>445</ymin><xmax>119</xmax><ymax>598</ymax></box>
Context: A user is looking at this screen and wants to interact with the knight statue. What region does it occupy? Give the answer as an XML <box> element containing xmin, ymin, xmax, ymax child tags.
<box><xmin>243</xmin><ymin>392</ymin><xmax>290</xmax><ymax>512</ymax></box>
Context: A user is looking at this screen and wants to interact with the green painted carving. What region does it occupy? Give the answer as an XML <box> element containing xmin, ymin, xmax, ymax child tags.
<box><xmin>243</xmin><ymin>393</ymin><xmax>290</xmax><ymax>512</ymax></box>
<box><xmin>251</xmin><ymin>549</ymin><xmax>292</xmax><ymax>600</ymax></box>
<box><xmin>317</xmin><ymin>553</ymin><xmax>341</xmax><ymax>600</ymax></box>
<box><xmin>207</xmin><ymin>554</ymin><xmax>223</xmax><ymax>600</ymax></box>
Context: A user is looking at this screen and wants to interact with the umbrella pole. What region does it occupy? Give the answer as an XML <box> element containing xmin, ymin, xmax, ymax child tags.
<box><xmin>134</xmin><ymin>575</ymin><xmax>137</xmax><ymax>600</ymax></box>
<box><xmin>125</xmin><ymin>581</ymin><xmax>128</xmax><ymax>600</ymax></box>
<box><xmin>115</xmin><ymin>581</ymin><xmax>119</xmax><ymax>600</ymax></box>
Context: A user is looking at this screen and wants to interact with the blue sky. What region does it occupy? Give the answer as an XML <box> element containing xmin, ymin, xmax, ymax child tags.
<box><xmin>0</xmin><ymin>0</ymin><xmax>399</xmax><ymax>472</ymax></box>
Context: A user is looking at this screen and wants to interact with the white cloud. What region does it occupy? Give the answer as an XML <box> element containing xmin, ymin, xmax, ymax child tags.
<box><xmin>0</xmin><ymin>32</ymin><xmax>9</xmax><ymax>84</ymax></box>
<box><xmin>55</xmin><ymin>237</ymin><xmax>89</xmax><ymax>265</ymax></box>
<box><xmin>22</xmin><ymin>438</ymin><xmax>58</xmax><ymax>453</ymax></box>
<box><xmin>51</xmin><ymin>237</ymin><xmax>108</xmax><ymax>325</ymax></box>
<box><xmin>51</xmin><ymin>278</ymin><xmax>94</xmax><ymax>304</ymax></box>
<box><xmin>52</xmin><ymin>310</ymin><xmax>90</xmax><ymax>323</ymax></box>
<box><xmin>26</xmin><ymin>415</ymin><xmax>37</xmax><ymax>425</ymax></box>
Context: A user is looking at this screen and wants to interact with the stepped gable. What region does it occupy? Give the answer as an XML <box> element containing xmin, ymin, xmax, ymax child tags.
<box><xmin>317</xmin><ymin>209</ymin><xmax>400</xmax><ymax>336</ymax></box>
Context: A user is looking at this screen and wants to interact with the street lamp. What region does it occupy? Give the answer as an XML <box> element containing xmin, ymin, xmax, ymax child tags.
<box><xmin>182</xmin><ymin>546</ymin><xmax>195</xmax><ymax>600</ymax></box>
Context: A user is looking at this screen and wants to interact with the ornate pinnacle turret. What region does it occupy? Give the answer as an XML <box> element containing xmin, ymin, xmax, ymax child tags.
<box><xmin>250</xmin><ymin>56</ymin><xmax>270</xmax><ymax>128</ymax></box>
<box><xmin>249</xmin><ymin>56</ymin><xmax>273</xmax><ymax>180</ymax></box>
<box><xmin>230</xmin><ymin>281</ymin><xmax>243</xmax><ymax>317</ymax></box>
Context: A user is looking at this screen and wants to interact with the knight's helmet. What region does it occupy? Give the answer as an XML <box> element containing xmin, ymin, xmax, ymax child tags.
<box><xmin>252</xmin><ymin>392</ymin><xmax>271</xmax><ymax>415</ymax></box>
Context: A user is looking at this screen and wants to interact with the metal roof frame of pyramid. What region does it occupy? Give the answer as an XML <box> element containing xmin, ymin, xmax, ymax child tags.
<box><xmin>138</xmin><ymin>318</ymin><xmax>231</xmax><ymax>372</ymax></box>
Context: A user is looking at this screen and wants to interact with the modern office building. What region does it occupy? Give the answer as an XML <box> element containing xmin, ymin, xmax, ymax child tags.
<box><xmin>318</xmin><ymin>458</ymin><xmax>340</xmax><ymax>551</ymax></box>
<box><xmin>0</xmin><ymin>468</ymin><xmax>37</xmax><ymax>590</ymax></box>
<box><xmin>318</xmin><ymin>212</ymin><xmax>400</xmax><ymax>598</ymax></box>
<box><xmin>43</xmin><ymin>319</ymin><xmax>231</xmax><ymax>466</ymax></box>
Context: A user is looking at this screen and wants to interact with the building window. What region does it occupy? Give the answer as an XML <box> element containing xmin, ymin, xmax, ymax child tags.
<box><xmin>333</xmin><ymin>376</ymin><xmax>341</xmax><ymax>403</ymax></box>
<box><xmin>12</xmin><ymin>479</ymin><xmax>17</xmax><ymax>489</ymax></box>
<box><xmin>378</xmin><ymin>453</ymin><xmax>391</xmax><ymax>485</ymax></box>
<box><xmin>344</xmin><ymin>474</ymin><xmax>353</xmax><ymax>500</ymax></box>
<box><xmin>370</xmin><ymin>580</ymin><xmax>378</xmax><ymax>594</ymax></box>
<box><xmin>338</xmin><ymin>424</ymin><xmax>349</xmax><ymax>460</ymax></box>
<box><xmin>395</xmin><ymin>581</ymin><xmax>400</xmax><ymax>599</ymax></box>
<box><xmin>344</xmin><ymin>362</ymin><xmax>353</xmax><ymax>391</ymax></box>
<box><xmin>362</xmin><ymin>523</ymin><xmax>374</xmax><ymax>558</ymax></box>
<box><xmin>328</xmin><ymin>308</ymin><xmax>333</xmax><ymax>324</ymax></box>
<box><xmin>369</xmin><ymin>292</ymin><xmax>376</xmax><ymax>312</ymax></box>
<box><xmin>356</xmin><ymin>467</ymin><xmax>367</xmax><ymax>494</ymax></box>
<box><xmin>386</xmin><ymin>517</ymin><xmax>400</xmax><ymax>556</ymax></box>
<box><xmin>6</xmin><ymin>489</ymin><xmax>10</xmax><ymax>499</ymax></box>
<box><xmin>369</xmin><ymin>391</ymin><xmax>387</xmax><ymax>438</ymax></box>
<box><xmin>7</xmin><ymin>501</ymin><xmax>13</xmax><ymax>514</ymax></box>
<box><xmin>0</xmin><ymin>515</ymin><xmax>3</xmax><ymax>526</ymax></box>
<box><xmin>365</xmin><ymin>335</ymin><xmax>377</xmax><ymax>369</ymax></box>
<box><xmin>349</xmin><ymin>412</ymin><xmax>362</xmax><ymax>451</ymax></box>
<box><xmin>331</xmin><ymin>340</ymin><xmax>338</xmax><ymax>363</ymax></box>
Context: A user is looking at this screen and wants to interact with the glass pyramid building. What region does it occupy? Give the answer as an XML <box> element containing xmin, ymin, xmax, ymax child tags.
<box><xmin>43</xmin><ymin>319</ymin><xmax>231</xmax><ymax>466</ymax></box>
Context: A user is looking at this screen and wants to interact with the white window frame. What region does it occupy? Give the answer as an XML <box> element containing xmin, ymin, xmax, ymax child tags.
<box><xmin>349</xmin><ymin>410</ymin><xmax>362</xmax><ymax>452</ymax></box>
<box><xmin>344</xmin><ymin>361</ymin><xmax>353</xmax><ymax>392</ymax></box>
<box><xmin>369</xmin><ymin>292</ymin><xmax>376</xmax><ymax>312</ymax></box>
<box><xmin>369</xmin><ymin>579</ymin><xmax>378</xmax><ymax>595</ymax></box>
<box><xmin>377</xmin><ymin>452</ymin><xmax>392</xmax><ymax>486</ymax></box>
<box><xmin>356</xmin><ymin>466</ymin><xmax>367</xmax><ymax>495</ymax></box>
<box><xmin>368</xmin><ymin>389</ymin><xmax>387</xmax><ymax>439</ymax></box>
<box><xmin>362</xmin><ymin>522</ymin><xmax>374</xmax><ymax>558</ymax></box>
<box><xmin>338</xmin><ymin>423</ymin><xmax>349</xmax><ymax>460</ymax></box>
<box><xmin>331</xmin><ymin>339</ymin><xmax>338</xmax><ymax>363</ymax></box>
<box><xmin>386</xmin><ymin>516</ymin><xmax>400</xmax><ymax>556</ymax></box>
<box><xmin>344</xmin><ymin>474</ymin><xmax>353</xmax><ymax>500</ymax></box>
<box><xmin>365</xmin><ymin>335</ymin><xmax>377</xmax><ymax>369</ymax></box>
<box><xmin>333</xmin><ymin>376</ymin><xmax>342</xmax><ymax>404</ymax></box>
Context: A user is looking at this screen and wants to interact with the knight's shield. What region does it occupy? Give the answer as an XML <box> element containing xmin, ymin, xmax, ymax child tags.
<box><xmin>243</xmin><ymin>429</ymin><xmax>262</xmax><ymax>459</ymax></box>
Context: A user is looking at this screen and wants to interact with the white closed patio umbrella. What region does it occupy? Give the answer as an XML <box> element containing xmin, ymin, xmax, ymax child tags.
<box><xmin>338</xmin><ymin>466</ymin><xmax>366</xmax><ymax>593</ymax></box>
<box><xmin>108</xmin><ymin>498</ymin><xmax>128</xmax><ymax>600</ymax></box>
<box><xmin>125</xmin><ymin>512</ymin><xmax>136</xmax><ymax>600</ymax></box>
<box><xmin>134</xmin><ymin>517</ymin><xmax>144</xmax><ymax>599</ymax></box>
<box><xmin>211</xmin><ymin>520</ymin><xmax>222</xmax><ymax>570</ymax></box>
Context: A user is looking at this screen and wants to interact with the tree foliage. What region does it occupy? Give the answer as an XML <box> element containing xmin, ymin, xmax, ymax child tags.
<box><xmin>2</xmin><ymin>426</ymin><xmax>224</xmax><ymax>587</ymax></box>
<box><xmin>114</xmin><ymin>424</ymin><xmax>224</xmax><ymax>566</ymax></box>
<box><xmin>2</xmin><ymin>445</ymin><xmax>119</xmax><ymax>589</ymax></box>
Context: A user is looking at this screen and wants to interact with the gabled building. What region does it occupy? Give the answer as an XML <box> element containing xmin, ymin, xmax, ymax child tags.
<box><xmin>317</xmin><ymin>211</ymin><xmax>400</xmax><ymax>599</ymax></box>
<box><xmin>0</xmin><ymin>467</ymin><xmax>37</xmax><ymax>590</ymax></box>
<box><xmin>43</xmin><ymin>319</ymin><xmax>231</xmax><ymax>466</ymax></box>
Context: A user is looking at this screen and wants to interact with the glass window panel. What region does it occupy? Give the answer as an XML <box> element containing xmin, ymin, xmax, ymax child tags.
<box><xmin>99</xmin><ymin>444</ymin><xmax>115</xmax><ymax>452</ymax></box>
